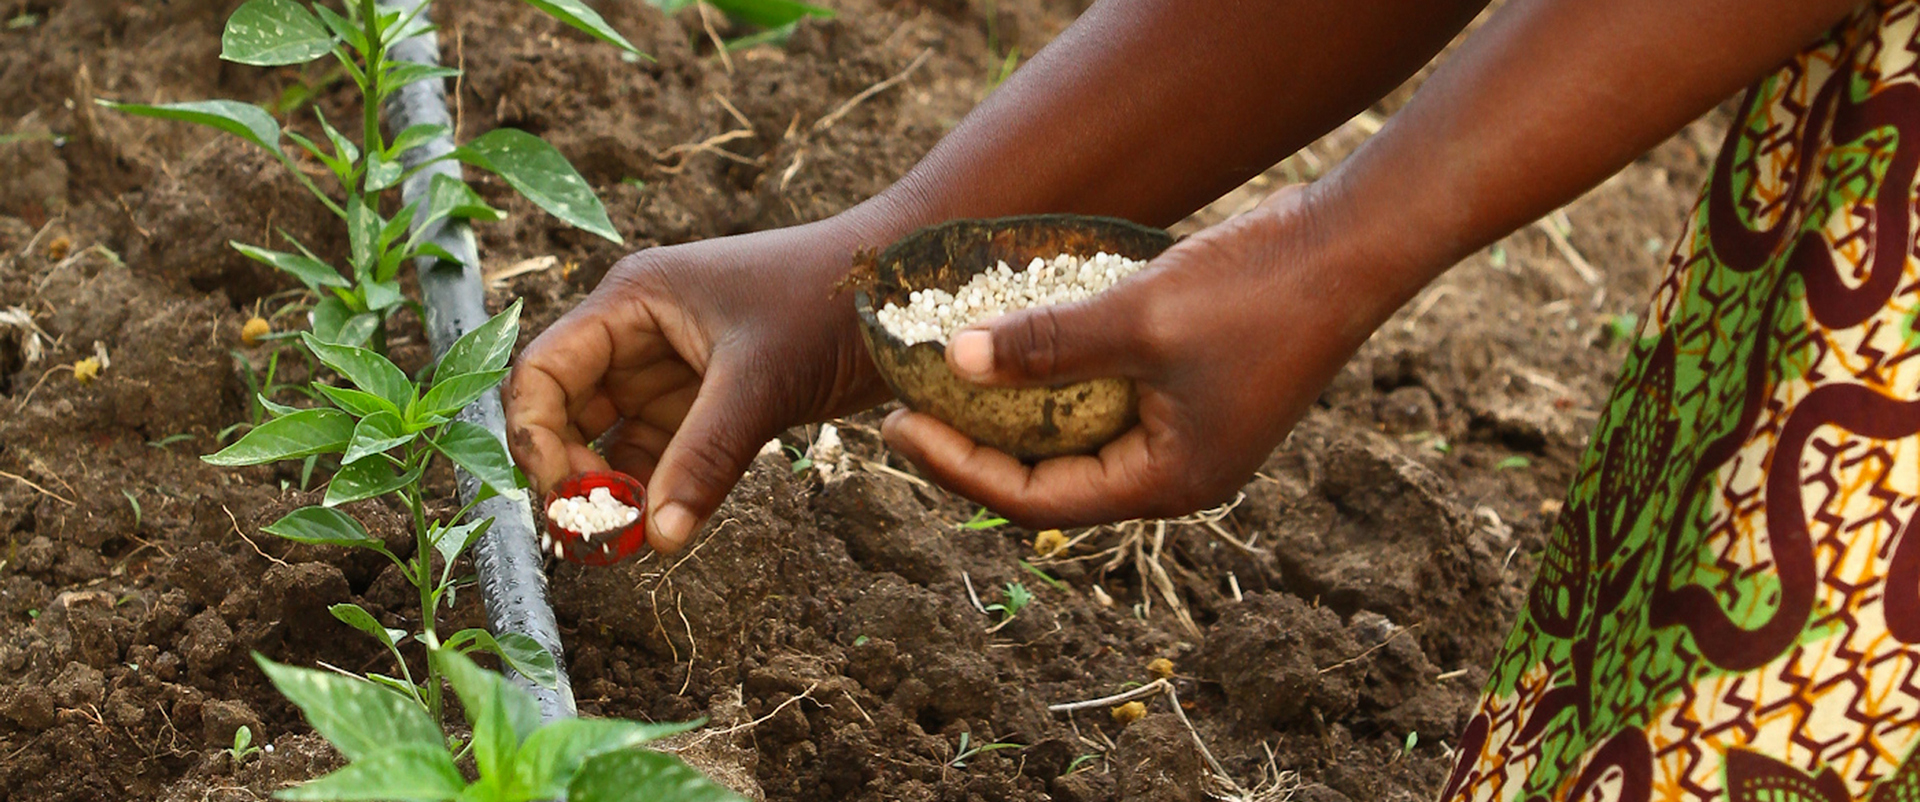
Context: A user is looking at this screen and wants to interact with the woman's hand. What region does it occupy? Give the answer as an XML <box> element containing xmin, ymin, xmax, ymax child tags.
<box><xmin>503</xmin><ymin>214</ymin><xmax>901</xmax><ymax>554</ymax></box>
<box><xmin>882</xmin><ymin>186</ymin><xmax>1397</xmax><ymax>527</ymax></box>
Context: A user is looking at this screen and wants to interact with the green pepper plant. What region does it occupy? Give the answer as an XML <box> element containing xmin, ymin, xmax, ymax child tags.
<box><xmin>256</xmin><ymin>648</ymin><xmax>744</xmax><ymax>800</ymax></box>
<box><xmin>205</xmin><ymin>301</ymin><xmax>542</xmax><ymax>724</ymax></box>
<box><xmin>101</xmin><ymin>0</ymin><xmax>632</xmax><ymax>349</ymax></box>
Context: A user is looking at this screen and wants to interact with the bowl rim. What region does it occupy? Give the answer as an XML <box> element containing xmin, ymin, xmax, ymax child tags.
<box><xmin>851</xmin><ymin>213</ymin><xmax>1174</xmax><ymax>355</ymax></box>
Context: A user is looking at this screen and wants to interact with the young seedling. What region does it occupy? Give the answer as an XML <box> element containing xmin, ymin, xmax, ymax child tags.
<box><xmin>226</xmin><ymin>725</ymin><xmax>263</xmax><ymax>766</ymax></box>
<box><xmin>258</xmin><ymin>649</ymin><xmax>744</xmax><ymax>801</ymax></box>
<box><xmin>947</xmin><ymin>731</ymin><xmax>1024</xmax><ymax>768</ymax></box>
<box><xmin>103</xmin><ymin>0</ymin><xmax>635</xmax><ymax>351</ymax></box>
<box><xmin>1065</xmin><ymin>752</ymin><xmax>1101</xmax><ymax>775</ymax></box>
<box><xmin>205</xmin><ymin>302</ymin><xmax>550</xmax><ymax>725</ymax></box>
<box><xmin>960</xmin><ymin>507</ymin><xmax>1009</xmax><ymax>530</ymax></box>
<box><xmin>984</xmin><ymin>581</ymin><xmax>1032</xmax><ymax>633</ymax></box>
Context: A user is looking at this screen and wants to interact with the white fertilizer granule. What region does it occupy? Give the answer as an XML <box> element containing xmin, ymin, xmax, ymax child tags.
<box><xmin>875</xmin><ymin>251</ymin><xmax>1149</xmax><ymax>345</ymax></box>
<box><xmin>546</xmin><ymin>486</ymin><xmax>639</xmax><ymax>536</ymax></box>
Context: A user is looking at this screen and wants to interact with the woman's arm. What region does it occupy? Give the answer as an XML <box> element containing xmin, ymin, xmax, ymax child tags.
<box><xmin>884</xmin><ymin>0</ymin><xmax>1866</xmax><ymax>526</ymax></box>
<box><xmin>876</xmin><ymin>0</ymin><xmax>1491</xmax><ymax>229</ymax></box>
<box><xmin>507</xmin><ymin>0</ymin><xmax>1492</xmax><ymax>551</ymax></box>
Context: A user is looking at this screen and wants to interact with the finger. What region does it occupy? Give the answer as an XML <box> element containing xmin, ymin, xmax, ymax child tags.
<box><xmin>602</xmin><ymin>417</ymin><xmax>674</xmax><ymax>484</ymax></box>
<box><xmin>644</xmin><ymin>365</ymin><xmax>779</xmax><ymax>554</ymax></box>
<box><xmin>505</xmin><ymin>359</ymin><xmax>590</xmax><ymax>497</ymax></box>
<box><xmin>880</xmin><ymin>408</ymin><xmax>1165</xmax><ymax>528</ymax></box>
<box><xmin>947</xmin><ymin>279</ymin><xmax>1157</xmax><ymax>388</ymax></box>
<box><xmin>504</xmin><ymin>294</ymin><xmax>665</xmax><ymax>495</ymax></box>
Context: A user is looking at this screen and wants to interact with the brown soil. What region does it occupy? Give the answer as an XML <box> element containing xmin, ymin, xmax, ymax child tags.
<box><xmin>0</xmin><ymin>0</ymin><xmax>1723</xmax><ymax>800</ymax></box>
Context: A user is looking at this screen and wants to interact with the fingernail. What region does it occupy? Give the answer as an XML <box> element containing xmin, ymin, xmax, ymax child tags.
<box><xmin>950</xmin><ymin>330</ymin><xmax>993</xmax><ymax>378</ymax></box>
<box><xmin>651</xmin><ymin>503</ymin><xmax>697</xmax><ymax>549</ymax></box>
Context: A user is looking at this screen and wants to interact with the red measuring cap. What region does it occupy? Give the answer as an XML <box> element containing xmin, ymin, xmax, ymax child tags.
<box><xmin>540</xmin><ymin>471</ymin><xmax>648</xmax><ymax>566</ymax></box>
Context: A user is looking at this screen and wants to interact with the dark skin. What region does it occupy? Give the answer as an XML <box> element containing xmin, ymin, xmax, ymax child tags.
<box><xmin>505</xmin><ymin>0</ymin><xmax>1865</xmax><ymax>554</ymax></box>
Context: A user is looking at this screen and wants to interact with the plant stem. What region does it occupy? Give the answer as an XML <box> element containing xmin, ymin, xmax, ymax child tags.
<box><xmin>360</xmin><ymin>0</ymin><xmax>385</xmax><ymax>178</ymax></box>
<box><xmin>404</xmin><ymin>447</ymin><xmax>443</xmax><ymax>723</ymax></box>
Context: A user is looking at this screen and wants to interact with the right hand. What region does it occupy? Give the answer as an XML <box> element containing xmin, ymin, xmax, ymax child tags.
<box><xmin>503</xmin><ymin>215</ymin><xmax>896</xmax><ymax>554</ymax></box>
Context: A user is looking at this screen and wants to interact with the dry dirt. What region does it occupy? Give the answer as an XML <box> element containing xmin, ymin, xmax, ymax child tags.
<box><xmin>0</xmin><ymin>0</ymin><xmax>1724</xmax><ymax>799</ymax></box>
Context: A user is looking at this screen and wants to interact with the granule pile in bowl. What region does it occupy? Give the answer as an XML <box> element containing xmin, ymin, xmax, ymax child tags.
<box><xmin>545</xmin><ymin>486</ymin><xmax>638</xmax><ymax>536</ymax></box>
<box><xmin>874</xmin><ymin>251</ymin><xmax>1148</xmax><ymax>345</ymax></box>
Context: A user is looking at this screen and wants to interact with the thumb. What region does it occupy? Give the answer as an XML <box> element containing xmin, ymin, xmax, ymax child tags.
<box><xmin>643</xmin><ymin>365</ymin><xmax>776</xmax><ymax>554</ymax></box>
<box><xmin>946</xmin><ymin>281</ymin><xmax>1155</xmax><ymax>388</ymax></box>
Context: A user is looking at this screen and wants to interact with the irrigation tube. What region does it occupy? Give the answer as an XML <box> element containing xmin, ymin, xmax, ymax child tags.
<box><xmin>381</xmin><ymin>0</ymin><xmax>578</xmax><ymax>722</ymax></box>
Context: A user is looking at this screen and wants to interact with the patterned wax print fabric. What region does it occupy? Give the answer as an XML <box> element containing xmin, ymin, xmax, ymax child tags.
<box><xmin>1439</xmin><ymin>3</ymin><xmax>1920</xmax><ymax>801</ymax></box>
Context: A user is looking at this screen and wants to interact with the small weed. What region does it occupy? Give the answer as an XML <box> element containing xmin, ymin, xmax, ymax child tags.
<box><xmin>960</xmin><ymin>507</ymin><xmax>1009</xmax><ymax>530</ymax></box>
<box><xmin>852</xmin><ymin>635</ymin><xmax>869</xmax><ymax>647</ymax></box>
<box><xmin>783</xmin><ymin>443</ymin><xmax>812</xmax><ymax>474</ymax></box>
<box><xmin>121</xmin><ymin>489</ymin><xmax>142</xmax><ymax>528</ymax></box>
<box><xmin>949</xmin><ymin>731</ymin><xmax>1024</xmax><ymax>768</ymax></box>
<box><xmin>1017</xmin><ymin>559</ymin><xmax>1066</xmax><ymax>591</ymax></box>
<box><xmin>1602</xmin><ymin>312</ymin><xmax>1641</xmax><ymax>344</ymax></box>
<box><xmin>1403</xmin><ymin>731</ymin><xmax>1419</xmax><ymax>755</ymax></box>
<box><xmin>984</xmin><ymin>582</ymin><xmax>1032</xmax><ymax>623</ymax></box>
<box><xmin>1065</xmin><ymin>753</ymin><xmax>1101</xmax><ymax>775</ymax></box>
<box><xmin>226</xmin><ymin>725</ymin><xmax>262</xmax><ymax>765</ymax></box>
<box><xmin>147</xmin><ymin>433</ymin><xmax>195</xmax><ymax>449</ymax></box>
<box><xmin>1495</xmin><ymin>455</ymin><xmax>1532</xmax><ymax>471</ymax></box>
<box><xmin>26</xmin><ymin>609</ymin><xmax>38</xmax><ymax>619</ymax></box>
<box><xmin>987</xmin><ymin>47</ymin><xmax>1020</xmax><ymax>90</ymax></box>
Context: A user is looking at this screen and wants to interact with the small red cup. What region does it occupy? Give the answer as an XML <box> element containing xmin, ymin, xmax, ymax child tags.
<box><xmin>540</xmin><ymin>471</ymin><xmax>648</xmax><ymax>566</ymax></box>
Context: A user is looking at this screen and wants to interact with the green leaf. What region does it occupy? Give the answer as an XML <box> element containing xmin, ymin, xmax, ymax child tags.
<box><xmin>455</xmin><ymin>129</ymin><xmax>620</xmax><ymax>243</ymax></box>
<box><xmin>447</xmin><ymin>628</ymin><xmax>559</xmax><ymax>690</ymax></box>
<box><xmin>433</xmin><ymin>421</ymin><xmax>522</xmax><ymax>501</ymax></box>
<box><xmin>412</xmin><ymin>241</ymin><xmax>466</xmax><ymax>268</ymax></box>
<box><xmin>328</xmin><ymin>603</ymin><xmax>407</xmax><ymax>651</ymax></box>
<box><xmin>365</xmin><ymin>150</ymin><xmax>403</xmax><ymax>192</ymax></box>
<box><xmin>312</xmin><ymin>4</ymin><xmax>369</xmax><ymax>56</ymax></box>
<box><xmin>273</xmin><ymin>742</ymin><xmax>465</xmax><ymax>801</ymax></box>
<box><xmin>204</xmin><ymin>408</ymin><xmax>353</xmax><ymax>466</ymax></box>
<box><xmin>315</xmin><ymin>384</ymin><xmax>399</xmax><ymax>419</ymax></box>
<box><xmin>315</xmin><ymin>107</ymin><xmax>360</xmax><ymax>169</ymax></box>
<box><xmin>388</xmin><ymin>123</ymin><xmax>449</xmax><ymax>157</ymax></box>
<box><xmin>231</xmin><ymin>242</ymin><xmax>348</xmax><ymax>291</ymax></box>
<box><xmin>419</xmin><ymin>173</ymin><xmax>507</xmax><ymax>231</ymax></box>
<box><xmin>323</xmin><ymin>458</ymin><xmax>422</xmax><ymax>507</ymax></box>
<box><xmin>286</xmin><ymin>130</ymin><xmax>348</xmax><ymax>180</ymax></box>
<box><xmin>254</xmin><ymin>654</ymin><xmax>444</xmax><ymax>763</ymax></box>
<box><xmin>435</xmin><ymin>649</ymin><xmax>540</xmax><ymax>767</ymax></box>
<box><xmin>97</xmin><ymin>99</ymin><xmax>281</xmax><ymax>154</ymax></box>
<box><xmin>221</xmin><ymin>0</ymin><xmax>334</xmax><ymax>66</ymax></box>
<box><xmin>346</xmin><ymin>194</ymin><xmax>378</xmax><ymax>279</ymax></box>
<box><xmin>430</xmin><ymin>517</ymin><xmax>491</xmax><ymax>570</ymax></box>
<box><xmin>568</xmin><ymin>749</ymin><xmax>745</xmax><ymax>802</ymax></box>
<box><xmin>343</xmin><ymin>410</ymin><xmax>415</xmax><ymax>464</ymax></box>
<box><xmin>366</xmin><ymin>672</ymin><xmax>421</xmax><ymax>700</ymax></box>
<box><xmin>418</xmin><ymin>369</ymin><xmax>509</xmax><ymax>419</ymax></box>
<box><xmin>509</xmin><ymin>718</ymin><xmax>702</xmax><ymax>799</ymax></box>
<box><xmin>309</xmin><ymin>296</ymin><xmax>353</xmax><ymax>343</ymax></box>
<box><xmin>436</xmin><ymin>299</ymin><xmax>522</xmax><ymax>379</ymax></box>
<box><xmin>517</xmin><ymin>0</ymin><xmax>642</xmax><ymax>55</ymax></box>
<box><xmin>261</xmin><ymin>506</ymin><xmax>382</xmax><ymax>548</ymax></box>
<box><xmin>707</xmin><ymin>0</ymin><xmax>834</xmax><ymax>29</ymax></box>
<box><xmin>302</xmin><ymin>334</ymin><xmax>414</xmax><ymax>409</ymax></box>
<box><xmin>383</xmin><ymin>62</ymin><xmax>462</xmax><ymax>92</ymax></box>
<box><xmin>258</xmin><ymin>394</ymin><xmax>301</xmax><ymax>418</ymax></box>
<box><xmin>364</xmin><ymin>278</ymin><xmax>405</xmax><ymax>311</ymax></box>
<box><xmin>376</xmin><ymin>5</ymin><xmax>436</xmax><ymax>44</ymax></box>
<box><xmin>335</xmin><ymin>313</ymin><xmax>380</xmax><ymax>348</ymax></box>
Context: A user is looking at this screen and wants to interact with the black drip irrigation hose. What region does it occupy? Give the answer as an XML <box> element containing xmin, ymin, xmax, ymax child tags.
<box><xmin>381</xmin><ymin>0</ymin><xmax>577</xmax><ymax>722</ymax></box>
